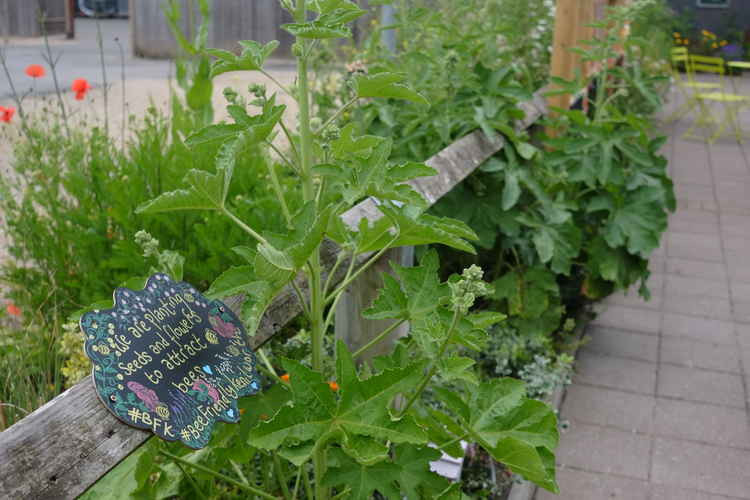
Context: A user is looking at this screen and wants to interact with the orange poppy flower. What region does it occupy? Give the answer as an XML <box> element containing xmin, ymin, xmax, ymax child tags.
<box><xmin>6</xmin><ymin>302</ymin><xmax>21</xmax><ymax>316</ymax></box>
<box><xmin>280</xmin><ymin>373</ymin><xmax>290</xmax><ymax>382</ymax></box>
<box><xmin>71</xmin><ymin>78</ymin><xmax>92</xmax><ymax>100</ymax></box>
<box><xmin>328</xmin><ymin>381</ymin><xmax>339</xmax><ymax>391</ymax></box>
<box><xmin>25</xmin><ymin>64</ymin><xmax>45</xmax><ymax>78</ymax></box>
<box><xmin>0</xmin><ymin>107</ymin><xmax>15</xmax><ymax>123</ymax></box>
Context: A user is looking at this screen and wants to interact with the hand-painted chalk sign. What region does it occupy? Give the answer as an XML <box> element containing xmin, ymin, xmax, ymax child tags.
<box><xmin>80</xmin><ymin>273</ymin><xmax>261</xmax><ymax>449</ymax></box>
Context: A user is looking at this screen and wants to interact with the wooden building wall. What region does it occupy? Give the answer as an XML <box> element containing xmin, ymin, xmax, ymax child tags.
<box><xmin>0</xmin><ymin>0</ymin><xmax>67</xmax><ymax>37</ymax></box>
<box><xmin>131</xmin><ymin>0</ymin><xmax>374</xmax><ymax>59</ymax></box>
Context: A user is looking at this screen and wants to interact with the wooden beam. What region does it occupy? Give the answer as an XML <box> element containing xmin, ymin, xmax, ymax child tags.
<box><xmin>0</xmin><ymin>89</ymin><xmax>549</xmax><ymax>500</ymax></box>
<box><xmin>65</xmin><ymin>0</ymin><xmax>75</xmax><ymax>39</ymax></box>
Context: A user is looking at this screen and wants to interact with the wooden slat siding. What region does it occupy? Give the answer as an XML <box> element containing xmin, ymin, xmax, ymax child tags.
<box><xmin>0</xmin><ymin>90</ymin><xmax>547</xmax><ymax>500</ymax></box>
<box><xmin>0</xmin><ymin>0</ymin><xmax>68</xmax><ymax>37</ymax></box>
<box><xmin>131</xmin><ymin>0</ymin><xmax>297</xmax><ymax>58</ymax></box>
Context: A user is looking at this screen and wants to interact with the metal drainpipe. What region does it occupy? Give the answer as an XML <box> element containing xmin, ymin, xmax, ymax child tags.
<box><xmin>381</xmin><ymin>4</ymin><xmax>396</xmax><ymax>52</ymax></box>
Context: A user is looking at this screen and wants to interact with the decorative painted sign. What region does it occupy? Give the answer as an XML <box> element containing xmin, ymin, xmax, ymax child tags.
<box><xmin>80</xmin><ymin>273</ymin><xmax>261</xmax><ymax>449</ymax></box>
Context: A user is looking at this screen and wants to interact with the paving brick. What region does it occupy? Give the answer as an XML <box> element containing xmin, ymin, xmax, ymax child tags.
<box><xmin>662</xmin><ymin>294</ymin><xmax>733</xmax><ymax>321</ymax></box>
<box><xmin>735</xmin><ymin>324</ymin><xmax>750</xmax><ymax>349</ymax></box>
<box><xmin>555</xmin><ymin>422</ymin><xmax>651</xmax><ymax>479</ymax></box>
<box><xmin>725</xmin><ymin>252</ymin><xmax>750</xmax><ymax>283</ymax></box>
<box><xmin>666</xmin><ymin>258</ymin><xmax>726</xmax><ymax>281</ymax></box>
<box><xmin>721</xmin><ymin>215</ymin><xmax>750</xmax><ymax>238</ymax></box>
<box><xmin>660</xmin><ymin>337</ymin><xmax>741</xmax><ymax>373</ymax></box>
<box><xmin>730</xmin><ymin>282</ymin><xmax>750</xmax><ymax>302</ymax></box>
<box><xmin>661</xmin><ymin>314</ymin><xmax>735</xmax><ymax>345</ymax></box>
<box><xmin>657</xmin><ymin>365</ymin><xmax>745</xmax><ymax>408</ymax></box>
<box><xmin>535</xmin><ymin>467</ymin><xmax>650</xmax><ymax>500</ymax></box>
<box><xmin>653</xmin><ymin>398</ymin><xmax>750</xmax><ymax>447</ymax></box>
<box><xmin>669</xmin><ymin>209</ymin><xmax>719</xmax><ymax>229</ymax></box>
<box><xmin>652</xmin><ymin>438</ymin><xmax>750</xmax><ymax>498</ymax></box>
<box><xmin>650</xmin><ymin>484</ymin><xmax>742</xmax><ymax>500</ymax></box>
<box><xmin>561</xmin><ymin>385</ymin><xmax>654</xmax><ymax>433</ymax></box>
<box><xmin>605</xmin><ymin>291</ymin><xmax>663</xmax><ymax>310</ymax></box>
<box><xmin>732</xmin><ymin>301</ymin><xmax>750</xmax><ymax>324</ymax></box>
<box><xmin>665</xmin><ymin>275</ymin><xmax>729</xmax><ymax>299</ymax></box>
<box><xmin>582</xmin><ymin>327</ymin><xmax>658</xmax><ymax>362</ymax></box>
<box><xmin>574</xmin><ymin>351</ymin><xmax>656</xmax><ymax>394</ymax></box>
<box><xmin>724</xmin><ymin>236</ymin><xmax>750</xmax><ymax>254</ymax></box>
<box><xmin>667</xmin><ymin>232</ymin><xmax>724</xmax><ymax>262</ymax></box>
<box><xmin>676</xmin><ymin>183</ymin><xmax>716</xmax><ymax>203</ymax></box>
<box><xmin>591</xmin><ymin>305</ymin><xmax>661</xmax><ymax>335</ymax></box>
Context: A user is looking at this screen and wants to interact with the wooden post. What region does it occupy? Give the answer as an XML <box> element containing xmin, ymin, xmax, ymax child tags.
<box><xmin>335</xmin><ymin>247</ymin><xmax>412</xmax><ymax>364</ymax></box>
<box><xmin>65</xmin><ymin>0</ymin><xmax>75</xmax><ymax>39</ymax></box>
<box><xmin>547</xmin><ymin>0</ymin><xmax>597</xmax><ymax>110</ymax></box>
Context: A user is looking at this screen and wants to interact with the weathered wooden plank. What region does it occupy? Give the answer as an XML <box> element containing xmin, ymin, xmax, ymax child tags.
<box><xmin>0</xmin><ymin>90</ymin><xmax>548</xmax><ymax>500</ymax></box>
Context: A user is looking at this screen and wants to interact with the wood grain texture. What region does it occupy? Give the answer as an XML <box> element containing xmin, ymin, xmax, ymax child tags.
<box><xmin>0</xmin><ymin>90</ymin><xmax>547</xmax><ymax>500</ymax></box>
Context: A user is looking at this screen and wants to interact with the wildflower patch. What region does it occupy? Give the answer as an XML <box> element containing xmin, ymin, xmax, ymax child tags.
<box><xmin>79</xmin><ymin>273</ymin><xmax>261</xmax><ymax>448</ymax></box>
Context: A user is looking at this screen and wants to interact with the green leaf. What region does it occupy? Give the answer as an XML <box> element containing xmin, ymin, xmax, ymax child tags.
<box><xmin>323</xmin><ymin>449</ymin><xmax>402</xmax><ymax>500</ymax></box>
<box><xmin>354</xmin><ymin>205</ymin><xmax>477</xmax><ymax>255</ymax></box>
<box><xmin>492</xmin><ymin>267</ymin><xmax>559</xmax><ymax>319</ymax></box>
<box><xmin>438</xmin><ymin>356</ymin><xmax>478</xmax><ymax>385</ymax></box>
<box><xmin>393</xmin><ymin>444</ymin><xmax>451</xmax><ymax>500</ymax></box>
<box><xmin>502</xmin><ymin>170</ymin><xmax>521</xmax><ymax>210</ymax></box>
<box><xmin>282</xmin><ymin>22</ymin><xmax>351</xmax><ymax>39</ymax></box>
<box><xmin>516</xmin><ymin>142</ymin><xmax>539</xmax><ymax>160</ymax></box>
<box><xmin>184</xmin><ymin>123</ymin><xmax>242</xmax><ymax>147</ymax></box>
<box><xmin>250</xmin><ymin>342</ymin><xmax>427</xmax><ymax>461</ymax></box>
<box><xmin>433</xmin><ymin>379</ymin><xmax>560</xmax><ymax>493</ymax></box>
<box><xmin>602</xmin><ymin>186</ymin><xmax>669</xmax><ymax>258</ymax></box>
<box><xmin>363</xmin><ymin>273</ymin><xmax>408</xmax><ymax>320</ymax></box>
<box><xmin>354</xmin><ymin>72</ymin><xmax>429</xmax><ymax>105</ymax></box>
<box><xmin>208</xmin><ymin>40</ymin><xmax>279</xmax><ymax>77</ymax></box>
<box><xmin>135</xmin><ymin>188</ymin><xmax>218</xmax><ymax>214</ymax></box>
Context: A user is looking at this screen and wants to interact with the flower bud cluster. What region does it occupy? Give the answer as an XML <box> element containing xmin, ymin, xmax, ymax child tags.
<box><xmin>449</xmin><ymin>265</ymin><xmax>493</xmax><ymax>314</ymax></box>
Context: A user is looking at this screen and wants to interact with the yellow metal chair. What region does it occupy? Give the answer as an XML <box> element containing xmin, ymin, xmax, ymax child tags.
<box><xmin>666</xmin><ymin>47</ymin><xmax>722</xmax><ymax>123</ymax></box>
<box><xmin>684</xmin><ymin>55</ymin><xmax>750</xmax><ymax>143</ymax></box>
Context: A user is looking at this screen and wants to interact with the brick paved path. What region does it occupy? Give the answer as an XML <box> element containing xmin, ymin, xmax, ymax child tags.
<box><xmin>538</xmin><ymin>80</ymin><xmax>750</xmax><ymax>499</ymax></box>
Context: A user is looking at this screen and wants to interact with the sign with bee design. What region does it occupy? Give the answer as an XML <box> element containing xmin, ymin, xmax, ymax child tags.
<box><xmin>80</xmin><ymin>273</ymin><xmax>261</xmax><ymax>449</ymax></box>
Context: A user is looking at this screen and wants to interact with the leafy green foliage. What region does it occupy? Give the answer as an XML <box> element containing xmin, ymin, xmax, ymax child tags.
<box><xmin>207</xmin><ymin>40</ymin><xmax>280</xmax><ymax>78</ymax></box>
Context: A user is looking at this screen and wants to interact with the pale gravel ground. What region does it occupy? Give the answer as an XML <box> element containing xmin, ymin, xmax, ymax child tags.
<box><xmin>0</xmin><ymin>18</ymin><xmax>298</xmax><ymax>293</ymax></box>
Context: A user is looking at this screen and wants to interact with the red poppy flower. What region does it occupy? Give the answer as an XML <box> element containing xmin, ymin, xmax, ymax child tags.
<box><xmin>328</xmin><ymin>381</ymin><xmax>339</xmax><ymax>391</ymax></box>
<box><xmin>0</xmin><ymin>106</ymin><xmax>15</xmax><ymax>123</ymax></box>
<box><xmin>71</xmin><ymin>78</ymin><xmax>92</xmax><ymax>100</ymax></box>
<box><xmin>280</xmin><ymin>373</ymin><xmax>290</xmax><ymax>382</ymax></box>
<box><xmin>6</xmin><ymin>303</ymin><xmax>21</xmax><ymax>316</ymax></box>
<box><xmin>25</xmin><ymin>64</ymin><xmax>45</xmax><ymax>78</ymax></box>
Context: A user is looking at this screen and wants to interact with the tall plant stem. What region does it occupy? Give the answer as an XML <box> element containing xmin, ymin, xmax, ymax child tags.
<box><xmin>273</xmin><ymin>453</ymin><xmax>292</xmax><ymax>500</ymax></box>
<box><xmin>261</xmin><ymin>69</ymin><xmax>294</xmax><ymax>98</ymax></box>
<box><xmin>399</xmin><ymin>311</ymin><xmax>461</xmax><ymax>417</ymax></box>
<box><xmin>40</xmin><ymin>15</ymin><xmax>70</xmax><ymax>139</ymax></box>
<box><xmin>115</xmin><ymin>36</ymin><xmax>127</xmax><ymax>147</ymax></box>
<box><xmin>95</xmin><ymin>16</ymin><xmax>109</xmax><ymax>137</ymax></box>
<box><xmin>265</xmin><ymin>160</ymin><xmax>294</xmax><ymax>227</ymax></box>
<box><xmin>0</xmin><ymin>46</ymin><xmax>31</xmax><ymax>139</ymax></box>
<box><xmin>222</xmin><ymin>207</ymin><xmax>271</xmax><ymax>247</ymax></box>
<box><xmin>352</xmin><ymin>319</ymin><xmax>406</xmax><ymax>358</ymax></box>
<box><xmin>314</xmin><ymin>97</ymin><xmax>358</xmax><ymax>136</ymax></box>
<box><xmin>295</xmin><ymin>1</ymin><xmax>327</xmax><ymax>498</ymax></box>
<box><xmin>159</xmin><ymin>450</ymin><xmax>279</xmax><ymax>499</ymax></box>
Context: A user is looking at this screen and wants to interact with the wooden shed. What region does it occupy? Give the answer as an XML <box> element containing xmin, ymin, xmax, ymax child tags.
<box><xmin>0</xmin><ymin>0</ymin><xmax>67</xmax><ymax>37</ymax></box>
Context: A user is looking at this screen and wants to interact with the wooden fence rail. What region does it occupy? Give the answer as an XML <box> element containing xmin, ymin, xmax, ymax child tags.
<box><xmin>0</xmin><ymin>88</ymin><xmax>548</xmax><ymax>500</ymax></box>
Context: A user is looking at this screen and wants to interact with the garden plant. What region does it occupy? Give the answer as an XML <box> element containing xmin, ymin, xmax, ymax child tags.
<box><xmin>0</xmin><ymin>0</ymin><xmax>677</xmax><ymax>498</ymax></box>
